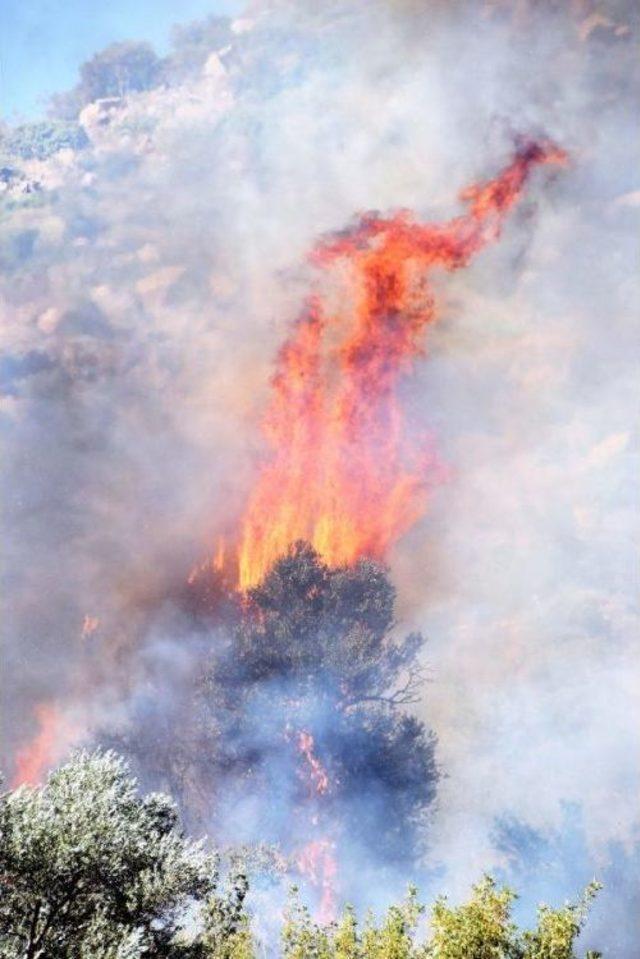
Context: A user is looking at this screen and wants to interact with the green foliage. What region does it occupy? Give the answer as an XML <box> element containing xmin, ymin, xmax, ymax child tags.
<box><xmin>281</xmin><ymin>885</ymin><xmax>426</xmax><ymax>959</ymax></box>
<box><xmin>423</xmin><ymin>876</ymin><xmax>602</xmax><ymax>959</ymax></box>
<box><xmin>280</xmin><ymin>885</ymin><xmax>427</xmax><ymax>959</ymax></box>
<box><xmin>362</xmin><ymin>894</ymin><xmax>426</xmax><ymax>959</ymax></box>
<box><xmin>79</xmin><ymin>42</ymin><xmax>162</xmax><ymax>101</ymax></box>
<box><xmin>425</xmin><ymin>876</ymin><xmax>518</xmax><ymax>958</ymax></box>
<box><xmin>50</xmin><ymin>41</ymin><xmax>162</xmax><ymax>117</ymax></box>
<box><xmin>199</xmin><ymin>871</ymin><xmax>255</xmax><ymax>959</ymax></box>
<box><xmin>0</xmin><ymin>120</ymin><xmax>88</xmax><ymax>160</ymax></box>
<box><xmin>281</xmin><ymin>888</ymin><xmax>336</xmax><ymax>959</ymax></box>
<box><xmin>520</xmin><ymin>883</ymin><xmax>603</xmax><ymax>959</ymax></box>
<box><xmin>0</xmin><ymin>749</ymin><xmax>218</xmax><ymax>958</ymax></box>
<box><xmin>278</xmin><ymin>877</ymin><xmax>601</xmax><ymax>959</ymax></box>
<box><xmin>0</xmin><ymin>753</ymin><xmax>603</xmax><ymax>956</ymax></box>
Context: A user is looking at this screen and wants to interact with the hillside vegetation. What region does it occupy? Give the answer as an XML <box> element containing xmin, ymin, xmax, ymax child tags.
<box><xmin>0</xmin><ymin>752</ymin><xmax>602</xmax><ymax>958</ymax></box>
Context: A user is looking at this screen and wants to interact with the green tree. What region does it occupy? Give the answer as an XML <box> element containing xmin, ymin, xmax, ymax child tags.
<box><xmin>0</xmin><ymin>750</ymin><xmax>218</xmax><ymax>958</ymax></box>
<box><xmin>281</xmin><ymin>884</ymin><xmax>426</xmax><ymax>959</ymax></box>
<box><xmin>278</xmin><ymin>878</ymin><xmax>602</xmax><ymax>959</ymax></box>
<box><xmin>0</xmin><ymin>121</ymin><xmax>88</xmax><ymax>161</ymax></box>
<box><xmin>199</xmin><ymin>871</ymin><xmax>255</xmax><ymax>959</ymax></box>
<box><xmin>520</xmin><ymin>882</ymin><xmax>603</xmax><ymax>959</ymax></box>
<box><xmin>425</xmin><ymin>876</ymin><xmax>517</xmax><ymax>959</ymax></box>
<box><xmin>79</xmin><ymin>41</ymin><xmax>161</xmax><ymax>101</ymax></box>
<box><xmin>424</xmin><ymin>875</ymin><xmax>602</xmax><ymax>959</ymax></box>
<box><xmin>50</xmin><ymin>41</ymin><xmax>162</xmax><ymax>117</ymax></box>
<box><xmin>0</xmin><ymin>751</ymin><xmax>605</xmax><ymax>959</ymax></box>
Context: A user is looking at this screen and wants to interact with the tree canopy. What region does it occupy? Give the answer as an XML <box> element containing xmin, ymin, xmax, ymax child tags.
<box><xmin>0</xmin><ymin>750</ymin><xmax>217</xmax><ymax>958</ymax></box>
<box><xmin>195</xmin><ymin>543</ymin><xmax>438</xmax><ymax>869</ymax></box>
<box><xmin>49</xmin><ymin>41</ymin><xmax>162</xmax><ymax>118</ymax></box>
<box><xmin>0</xmin><ymin>752</ymin><xmax>603</xmax><ymax>958</ymax></box>
<box><xmin>112</xmin><ymin>543</ymin><xmax>437</xmax><ymax>879</ymax></box>
<box><xmin>280</xmin><ymin>877</ymin><xmax>602</xmax><ymax>959</ymax></box>
<box><xmin>0</xmin><ymin>121</ymin><xmax>88</xmax><ymax>161</ymax></box>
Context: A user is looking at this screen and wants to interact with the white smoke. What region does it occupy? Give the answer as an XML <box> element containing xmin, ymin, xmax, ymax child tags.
<box><xmin>1</xmin><ymin>0</ymin><xmax>637</xmax><ymax>952</ymax></box>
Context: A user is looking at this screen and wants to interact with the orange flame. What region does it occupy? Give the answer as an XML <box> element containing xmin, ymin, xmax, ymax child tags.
<box><xmin>298</xmin><ymin>730</ymin><xmax>330</xmax><ymax>796</ymax></box>
<box><xmin>11</xmin><ymin>703</ymin><xmax>80</xmax><ymax>788</ymax></box>
<box><xmin>213</xmin><ymin>536</ymin><xmax>226</xmax><ymax>572</ymax></box>
<box><xmin>297</xmin><ymin>838</ymin><xmax>338</xmax><ymax>924</ymax></box>
<box><xmin>237</xmin><ymin>140</ymin><xmax>567</xmax><ymax>589</ymax></box>
<box><xmin>295</xmin><ymin>730</ymin><xmax>337</xmax><ymax>920</ymax></box>
<box><xmin>80</xmin><ymin>614</ymin><xmax>100</xmax><ymax>640</ymax></box>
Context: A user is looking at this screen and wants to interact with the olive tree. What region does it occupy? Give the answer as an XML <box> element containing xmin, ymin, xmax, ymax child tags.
<box><xmin>0</xmin><ymin>750</ymin><xmax>218</xmax><ymax>958</ymax></box>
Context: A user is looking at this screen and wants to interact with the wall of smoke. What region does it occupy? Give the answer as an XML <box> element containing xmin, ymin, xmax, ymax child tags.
<box><xmin>1</xmin><ymin>0</ymin><xmax>637</xmax><ymax>954</ymax></box>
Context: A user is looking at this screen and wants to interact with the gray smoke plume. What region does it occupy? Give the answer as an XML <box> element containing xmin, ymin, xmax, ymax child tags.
<box><xmin>1</xmin><ymin>0</ymin><xmax>638</xmax><ymax>953</ymax></box>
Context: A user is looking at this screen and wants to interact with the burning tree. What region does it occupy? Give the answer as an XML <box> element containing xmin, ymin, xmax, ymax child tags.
<box><xmin>200</xmin><ymin>543</ymin><xmax>437</xmax><ymax>893</ymax></box>
<box><xmin>13</xmin><ymin>136</ymin><xmax>568</xmax><ymax>917</ymax></box>
<box><xmin>0</xmin><ymin>750</ymin><xmax>603</xmax><ymax>958</ymax></box>
<box><xmin>114</xmin><ymin>543</ymin><xmax>438</xmax><ymax>917</ymax></box>
<box><xmin>150</xmin><ymin>140</ymin><xmax>566</xmax><ymax>907</ymax></box>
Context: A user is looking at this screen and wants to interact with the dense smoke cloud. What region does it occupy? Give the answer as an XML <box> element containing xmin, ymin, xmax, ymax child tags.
<box><xmin>1</xmin><ymin>0</ymin><xmax>637</xmax><ymax>953</ymax></box>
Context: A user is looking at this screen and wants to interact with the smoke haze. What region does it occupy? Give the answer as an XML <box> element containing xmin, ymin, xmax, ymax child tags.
<box><xmin>1</xmin><ymin>0</ymin><xmax>638</xmax><ymax>953</ymax></box>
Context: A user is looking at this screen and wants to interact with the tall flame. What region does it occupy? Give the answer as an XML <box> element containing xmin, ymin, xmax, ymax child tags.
<box><xmin>237</xmin><ymin>140</ymin><xmax>567</xmax><ymax>589</ymax></box>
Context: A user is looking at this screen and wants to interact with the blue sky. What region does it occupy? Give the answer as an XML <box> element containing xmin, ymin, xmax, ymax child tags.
<box><xmin>1</xmin><ymin>0</ymin><xmax>242</xmax><ymax>122</ymax></box>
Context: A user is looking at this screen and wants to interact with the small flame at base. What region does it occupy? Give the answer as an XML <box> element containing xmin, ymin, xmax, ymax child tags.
<box><xmin>11</xmin><ymin>703</ymin><xmax>82</xmax><ymax>788</ymax></box>
<box><xmin>294</xmin><ymin>729</ymin><xmax>338</xmax><ymax>922</ymax></box>
<box><xmin>297</xmin><ymin>838</ymin><xmax>338</xmax><ymax>924</ymax></box>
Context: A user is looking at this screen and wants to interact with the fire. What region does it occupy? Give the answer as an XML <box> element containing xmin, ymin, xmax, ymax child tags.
<box><xmin>298</xmin><ymin>730</ymin><xmax>330</xmax><ymax>796</ymax></box>
<box><xmin>237</xmin><ymin>139</ymin><xmax>567</xmax><ymax>589</ymax></box>
<box><xmin>189</xmin><ymin>537</ymin><xmax>227</xmax><ymax>584</ymax></box>
<box><xmin>295</xmin><ymin>730</ymin><xmax>337</xmax><ymax>922</ymax></box>
<box><xmin>80</xmin><ymin>614</ymin><xmax>100</xmax><ymax>640</ymax></box>
<box><xmin>188</xmin><ymin>559</ymin><xmax>210</xmax><ymax>584</ymax></box>
<box><xmin>296</xmin><ymin>838</ymin><xmax>338</xmax><ymax>925</ymax></box>
<box><xmin>11</xmin><ymin>703</ymin><xmax>80</xmax><ymax>788</ymax></box>
<box><xmin>213</xmin><ymin>536</ymin><xmax>226</xmax><ymax>571</ymax></box>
